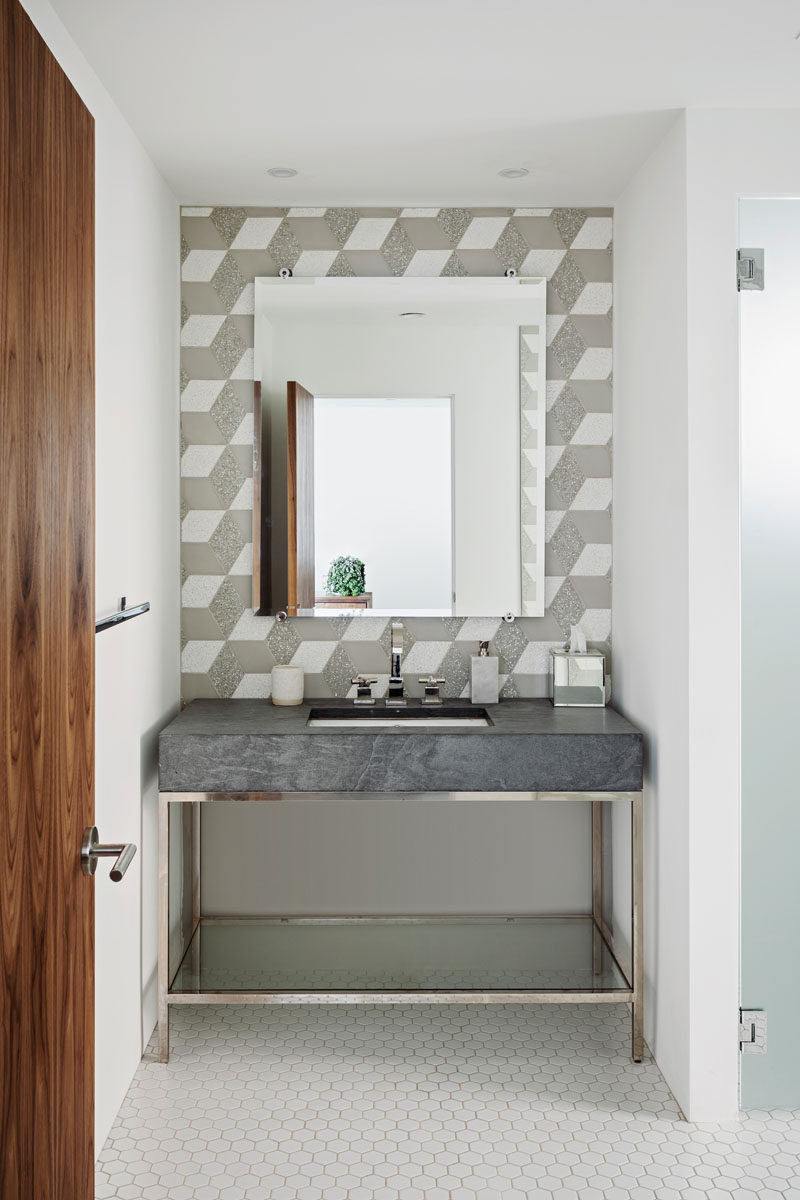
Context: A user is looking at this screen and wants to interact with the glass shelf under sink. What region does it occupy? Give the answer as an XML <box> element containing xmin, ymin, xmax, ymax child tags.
<box><xmin>170</xmin><ymin>916</ymin><xmax>630</xmax><ymax>996</ymax></box>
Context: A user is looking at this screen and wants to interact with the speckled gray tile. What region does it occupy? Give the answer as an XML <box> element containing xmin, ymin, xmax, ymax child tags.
<box><xmin>322</xmin><ymin>643</ymin><xmax>357</xmax><ymax>697</ymax></box>
<box><xmin>550</xmin><ymin>254</ymin><xmax>587</xmax><ymax>310</ymax></box>
<box><xmin>438</xmin><ymin>207</ymin><xmax>472</xmax><ymax>246</ymax></box>
<box><xmin>180</xmin><ymin>233</ymin><xmax>190</xmax><ymax>264</ymax></box>
<box><xmin>551</xmin><ymin>318</ymin><xmax>587</xmax><ymax>375</ymax></box>
<box><xmin>179</xmin><ymin>366</ymin><xmax>189</xmax><ymax>393</ymax></box>
<box><xmin>210</xmin><ymin>381</ymin><xmax>246</xmax><ymax>441</ymax></box>
<box><xmin>552</xmin><ymin>382</ymin><xmax>586</xmax><ymax>442</ymax></box>
<box><xmin>211</xmin><ymin>251</ymin><xmax>248</xmax><ymax>312</ymax></box>
<box><xmin>209</xmin><ymin>446</ymin><xmax>246</xmax><ymax>507</ymax></box>
<box><xmin>551</xmin><ymin>207</ymin><xmax>587</xmax><ymax>248</ymax></box>
<box><xmin>549</xmin><ymin>515</ymin><xmax>586</xmax><ymax>574</ymax></box>
<box><xmin>210</xmin><ymin>206</ymin><xmax>247</xmax><ymax>247</ymax></box>
<box><xmin>179</xmin><ymin>207</ymin><xmax>614</xmax><ymax>703</ymax></box>
<box><xmin>441</xmin><ymin>250</ymin><xmax>468</xmax><ymax>276</ymax></box>
<box><xmin>209</xmin><ymin>512</ymin><xmax>245</xmax><ymax>572</ymax></box>
<box><xmin>266</xmin><ymin>619</ymin><xmax>302</xmax><ymax>664</ymax></box>
<box><xmin>550</xmin><ymin>578</ymin><xmax>586</xmax><ymax>636</ymax></box>
<box><xmin>494</xmin><ymin>219</ymin><xmax>528</xmax><ymax>272</ymax></box>
<box><xmin>326</xmin><ymin>250</ymin><xmax>356</xmax><ymax>276</ymax></box>
<box><xmin>493</xmin><ymin>621</ymin><xmax>527</xmax><ymax>672</ymax></box>
<box><xmin>441</xmin><ymin>616</ymin><xmax>467</xmax><ymax>638</ymax></box>
<box><xmin>324</xmin><ymin>207</ymin><xmax>360</xmax><ymax>247</ymax></box>
<box><xmin>209</xmin><ymin>578</ymin><xmax>245</xmax><ymax>638</ymax></box>
<box><xmin>208</xmin><ymin>643</ymin><xmax>245</xmax><ymax>698</ymax></box>
<box><xmin>380</xmin><ymin>220</ymin><xmax>415</xmax><ymax>275</ymax></box>
<box><xmin>327</xmin><ymin>615</ymin><xmax>353</xmax><ymax>638</ymax></box>
<box><xmin>549</xmin><ymin>448</ymin><xmax>585</xmax><ymax>506</ymax></box>
<box><xmin>210</xmin><ymin>316</ymin><xmax>247</xmax><ymax>376</ymax></box>
<box><xmin>439</xmin><ymin>644</ymin><xmax>470</xmax><ymax>698</ymax></box>
<box><xmin>267</xmin><ymin>221</ymin><xmax>302</xmax><ymax>271</ymax></box>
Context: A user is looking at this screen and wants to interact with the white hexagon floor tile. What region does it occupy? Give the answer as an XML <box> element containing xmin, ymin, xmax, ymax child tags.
<box><xmin>96</xmin><ymin>1004</ymin><xmax>800</xmax><ymax>1199</ymax></box>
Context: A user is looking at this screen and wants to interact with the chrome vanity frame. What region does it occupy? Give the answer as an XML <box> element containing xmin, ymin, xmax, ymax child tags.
<box><xmin>157</xmin><ymin>790</ymin><xmax>643</xmax><ymax>1064</ymax></box>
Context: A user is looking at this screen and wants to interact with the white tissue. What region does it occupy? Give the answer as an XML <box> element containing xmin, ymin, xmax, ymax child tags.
<box><xmin>568</xmin><ymin>625</ymin><xmax>587</xmax><ymax>655</ymax></box>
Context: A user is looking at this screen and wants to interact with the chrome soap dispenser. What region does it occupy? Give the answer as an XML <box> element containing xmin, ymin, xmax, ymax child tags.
<box><xmin>471</xmin><ymin>641</ymin><xmax>499</xmax><ymax>705</ymax></box>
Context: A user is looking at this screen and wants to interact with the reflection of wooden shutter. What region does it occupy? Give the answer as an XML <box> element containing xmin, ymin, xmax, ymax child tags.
<box><xmin>287</xmin><ymin>381</ymin><xmax>315</xmax><ymax>613</ymax></box>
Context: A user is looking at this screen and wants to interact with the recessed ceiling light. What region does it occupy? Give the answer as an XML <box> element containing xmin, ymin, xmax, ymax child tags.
<box><xmin>267</xmin><ymin>166</ymin><xmax>298</xmax><ymax>178</ymax></box>
<box><xmin>498</xmin><ymin>167</ymin><xmax>529</xmax><ymax>179</ymax></box>
<box><xmin>399</xmin><ymin>311</ymin><xmax>425</xmax><ymax>318</ymax></box>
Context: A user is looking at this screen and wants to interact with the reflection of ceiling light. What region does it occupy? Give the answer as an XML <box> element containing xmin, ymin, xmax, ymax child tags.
<box><xmin>399</xmin><ymin>311</ymin><xmax>425</xmax><ymax>318</ymax></box>
<box><xmin>267</xmin><ymin>166</ymin><xmax>298</xmax><ymax>178</ymax></box>
<box><xmin>498</xmin><ymin>167</ymin><xmax>529</xmax><ymax>178</ymax></box>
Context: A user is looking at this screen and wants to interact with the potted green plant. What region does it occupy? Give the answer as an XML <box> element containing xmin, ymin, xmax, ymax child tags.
<box><xmin>326</xmin><ymin>555</ymin><xmax>366</xmax><ymax>597</ymax></box>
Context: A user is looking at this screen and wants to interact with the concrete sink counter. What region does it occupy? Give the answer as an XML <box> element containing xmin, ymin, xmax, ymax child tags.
<box><xmin>158</xmin><ymin>699</ymin><xmax>643</xmax><ymax>794</ymax></box>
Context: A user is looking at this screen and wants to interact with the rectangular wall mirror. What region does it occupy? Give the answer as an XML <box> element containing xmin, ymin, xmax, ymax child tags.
<box><xmin>253</xmin><ymin>275</ymin><xmax>546</xmax><ymax>618</ymax></box>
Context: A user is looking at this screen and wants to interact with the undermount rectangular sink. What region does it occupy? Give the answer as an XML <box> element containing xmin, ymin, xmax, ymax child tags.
<box><xmin>307</xmin><ymin>706</ymin><xmax>491</xmax><ymax>728</ymax></box>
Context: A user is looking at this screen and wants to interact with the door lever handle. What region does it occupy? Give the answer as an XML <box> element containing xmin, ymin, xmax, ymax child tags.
<box><xmin>81</xmin><ymin>826</ymin><xmax>137</xmax><ymax>882</ymax></box>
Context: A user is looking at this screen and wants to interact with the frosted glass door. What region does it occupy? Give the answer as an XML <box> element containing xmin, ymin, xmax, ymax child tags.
<box><xmin>740</xmin><ymin>197</ymin><xmax>800</xmax><ymax>1108</ymax></box>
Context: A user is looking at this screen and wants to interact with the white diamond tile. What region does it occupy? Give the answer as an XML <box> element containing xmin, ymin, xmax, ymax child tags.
<box><xmin>181</xmin><ymin>315</ymin><xmax>225</xmax><ymax>347</ymax></box>
<box><xmin>341</xmin><ymin>617</ymin><xmax>391</xmax><ymax>642</ymax></box>
<box><xmin>572</xmin><ymin>543</ymin><xmax>613</xmax><ymax>576</ymax></box>
<box><xmin>229</xmin><ymin>479</ymin><xmax>253</xmax><ymax>511</ymax></box>
<box><xmin>182</xmin><ymin>381</ymin><xmax>225</xmax><ymax>413</ymax></box>
<box><xmin>455</xmin><ymin>617</ymin><xmax>502</xmax><ymax>643</ymax></box>
<box><xmin>400</xmin><ymin>207</ymin><xmax>441</xmax><ymax>217</ymax></box>
<box><xmin>181</xmin><ymin>206</ymin><xmax>213</xmax><ymax>217</ymax></box>
<box><xmin>457</xmin><ymin>217</ymin><xmax>507</xmax><ymax>249</ymax></box>
<box><xmin>182</xmin><ymin>250</ymin><xmax>227</xmax><ymax>282</ymax></box>
<box><xmin>229</xmin><ymin>543</ymin><xmax>253</xmax><ymax>575</ymax></box>
<box><xmin>181</xmin><ymin>640</ymin><xmax>224</xmax><ymax>673</ymax></box>
<box><xmin>572</xmin><ymin>413</ymin><xmax>613</xmax><ymax>445</ymax></box>
<box><xmin>571</xmin><ymin>216</ymin><xmax>613</xmax><ymax>249</ymax></box>
<box><xmin>289</xmin><ymin>641</ymin><xmax>338</xmax><ymax>672</ymax></box>
<box><xmin>229</xmin><ymin>611</ymin><xmax>274</xmax><ymax>641</ymax></box>
<box><xmin>401</xmin><ymin>641</ymin><xmax>451</xmax><ymax>674</ymax></box>
<box><xmin>572</xmin><ymin>281</ymin><xmax>613</xmax><ymax>315</ymax></box>
<box><xmin>230</xmin><ymin>413</ymin><xmax>254</xmax><ymax>446</ymax></box>
<box><xmin>231</xmin><ymin>282</ymin><xmax>255</xmax><ymax>315</ymax></box>
<box><xmin>232</xmin><ymin>673</ymin><xmax>272</xmax><ymax>698</ymax></box>
<box><xmin>571</xmin><ymin>478</ymin><xmax>612</xmax><ymax>511</ymax></box>
<box><xmin>181</xmin><ymin>445</ymin><xmax>224</xmax><ymax>477</ymax></box>
<box><xmin>230</xmin><ymin>217</ymin><xmax>282</xmax><ymax>249</ymax></box>
<box><xmin>572</xmin><ymin>347</ymin><xmax>613</xmax><ymax>381</ymax></box>
<box><xmin>520</xmin><ymin>248</ymin><xmax>565</xmax><ymax>280</ymax></box>
<box><xmin>292</xmin><ymin>250</ymin><xmax>338</xmax><ymax>276</ymax></box>
<box><xmin>582</xmin><ymin>607</ymin><xmax>612</xmax><ymax>640</ymax></box>
<box><xmin>404</xmin><ymin>250</ymin><xmax>452</xmax><ymax>276</ymax></box>
<box><xmin>230</xmin><ymin>348</ymin><xmax>254</xmax><ymax>380</ymax></box>
<box><xmin>182</xmin><ymin>575</ymin><xmax>224</xmax><ymax>608</ymax></box>
<box><xmin>181</xmin><ymin>510</ymin><xmax>224</xmax><ymax>543</ymax></box>
<box><xmin>343</xmin><ymin>218</ymin><xmax>395</xmax><ymax>250</ymax></box>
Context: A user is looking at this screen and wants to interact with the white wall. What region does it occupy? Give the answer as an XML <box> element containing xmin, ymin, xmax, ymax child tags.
<box><xmin>613</xmin><ymin>113</ymin><xmax>692</xmax><ymax>1113</ymax></box>
<box><xmin>615</xmin><ymin>108</ymin><xmax>800</xmax><ymax>1120</ymax></box>
<box><xmin>19</xmin><ymin>0</ymin><xmax>180</xmax><ymax>1154</ymax></box>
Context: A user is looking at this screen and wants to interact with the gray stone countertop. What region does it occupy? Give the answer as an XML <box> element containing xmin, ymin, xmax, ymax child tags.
<box><xmin>159</xmin><ymin>699</ymin><xmax>643</xmax><ymax>795</ymax></box>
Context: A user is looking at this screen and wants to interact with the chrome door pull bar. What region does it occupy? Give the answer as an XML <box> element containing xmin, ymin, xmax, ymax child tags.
<box><xmin>81</xmin><ymin>826</ymin><xmax>137</xmax><ymax>881</ymax></box>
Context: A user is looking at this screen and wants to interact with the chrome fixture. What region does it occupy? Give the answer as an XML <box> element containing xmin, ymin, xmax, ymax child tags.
<box><xmin>418</xmin><ymin>675</ymin><xmax>445</xmax><ymax>704</ymax></box>
<box><xmin>95</xmin><ymin>596</ymin><xmax>150</xmax><ymax>634</ymax></box>
<box><xmin>351</xmin><ymin>675</ymin><xmax>377</xmax><ymax>705</ymax></box>
<box><xmin>387</xmin><ymin>622</ymin><xmax>406</xmax><ymax>705</ymax></box>
<box><xmin>81</xmin><ymin>826</ymin><xmax>137</xmax><ymax>881</ymax></box>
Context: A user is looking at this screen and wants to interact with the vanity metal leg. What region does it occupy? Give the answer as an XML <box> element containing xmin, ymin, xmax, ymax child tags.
<box><xmin>591</xmin><ymin>802</ymin><xmax>604</xmax><ymax>974</ymax></box>
<box><xmin>631</xmin><ymin>791</ymin><xmax>644</xmax><ymax>1063</ymax></box>
<box><xmin>157</xmin><ymin>792</ymin><xmax>169</xmax><ymax>1063</ymax></box>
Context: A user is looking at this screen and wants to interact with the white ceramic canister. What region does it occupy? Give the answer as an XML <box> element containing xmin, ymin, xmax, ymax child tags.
<box><xmin>271</xmin><ymin>664</ymin><xmax>304</xmax><ymax>706</ymax></box>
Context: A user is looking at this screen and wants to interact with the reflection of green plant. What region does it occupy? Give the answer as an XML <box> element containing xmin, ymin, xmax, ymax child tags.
<box><xmin>326</xmin><ymin>556</ymin><xmax>366</xmax><ymax>597</ymax></box>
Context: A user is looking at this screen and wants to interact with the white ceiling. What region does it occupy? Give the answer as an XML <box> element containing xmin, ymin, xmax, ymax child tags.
<box><xmin>50</xmin><ymin>0</ymin><xmax>800</xmax><ymax>206</ymax></box>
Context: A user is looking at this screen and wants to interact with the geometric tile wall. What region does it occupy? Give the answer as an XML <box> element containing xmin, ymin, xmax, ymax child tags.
<box><xmin>180</xmin><ymin>206</ymin><xmax>613</xmax><ymax>701</ymax></box>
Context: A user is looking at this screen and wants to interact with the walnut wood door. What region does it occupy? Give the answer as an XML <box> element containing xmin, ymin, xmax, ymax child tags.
<box><xmin>287</xmin><ymin>381</ymin><xmax>315</xmax><ymax>614</ymax></box>
<box><xmin>0</xmin><ymin>1</ymin><xmax>95</xmax><ymax>1196</ymax></box>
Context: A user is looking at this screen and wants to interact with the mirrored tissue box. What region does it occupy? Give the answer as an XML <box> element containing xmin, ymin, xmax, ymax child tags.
<box><xmin>550</xmin><ymin>649</ymin><xmax>606</xmax><ymax>707</ymax></box>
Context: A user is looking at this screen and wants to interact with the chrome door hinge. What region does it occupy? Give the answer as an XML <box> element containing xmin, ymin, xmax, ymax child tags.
<box><xmin>739</xmin><ymin>1008</ymin><xmax>767</xmax><ymax>1053</ymax></box>
<box><xmin>737</xmin><ymin>248</ymin><xmax>764</xmax><ymax>291</ymax></box>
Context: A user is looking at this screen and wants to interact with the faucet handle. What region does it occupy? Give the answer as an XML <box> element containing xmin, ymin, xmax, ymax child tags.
<box><xmin>351</xmin><ymin>676</ymin><xmax>378</xmax><ymax>705</ymax></box>
<box><xmin>418</xmin><ymin>675</ymin><xmax>446</xmax><ymax>704</ymax></box>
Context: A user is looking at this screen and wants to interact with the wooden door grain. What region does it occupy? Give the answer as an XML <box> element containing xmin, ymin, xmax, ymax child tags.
<box><xmin>0</xmin><ymin>1</ymin><xmax>95</xmax><ymax>1196</ymax></box>
<box><xmin>286</xmin><ymin>381</ymin><xmax>315</xmax><ymax>614</ymax></box>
